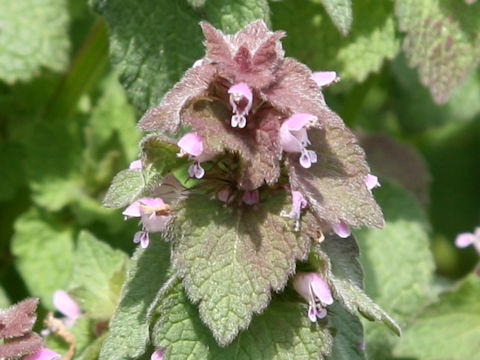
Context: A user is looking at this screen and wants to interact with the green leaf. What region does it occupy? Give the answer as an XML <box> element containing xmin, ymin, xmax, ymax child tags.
<box><xmin>99</xmin><ymin>235</ymin><xmax>171</xmax><ymax>360</ymax></box>
<box><xmin>395</xmin><ymin>0</ymin><xmax>480</xmax><ymax>104</ymax></box>
<box><xmin>45</xmin><ymin>316</ymin><xmax>96</xmax><ymax>356</ymax></box>
<box><xmin>11</xmin><ymin>209</ymin><xmax>74</xmax><ymax>309</ymax></box>
<box><xmin>354</xmin><ymin>180</ymin><xmax>436</xmax><ymax>359</ymax></box>
<box><xmin>102</xmin><ymin>169</ymin><xmax>145</xmax><ymax>209</ymax></box>
<box><xmin>171</xmin><ymin>193</ymin><xmax>311</xmax><ymax>345</ymax></box>
<box><xmin>69</xmin><ymin>231</ymin><xmax>129</xmax><ymax>320</ymax></box>
<box><xmin>394</xmin><ymin>273</ymin><xmax>480</xmax><ymax>360</ymax></box>
<box><xmin>0</xmin><ymin>143</ymin><xmax>25</xmax><ymax>202</ymax></box>
<box><xmin>315</xmin><ymin>237</ymin><xmax>401</xmax><ymax>336</ymax></box>
<box><xmin>76</xmin><ymin>332</ymin><xmax>108</xmax><ymax>360</ymax></box>
<box><xmin>392</xmin><ymin>54</ymin><xmax>480</xmax><ymax>132</ymax></box>
<box><xmin>317</xmin><ymin>0</ymin><xmax>352</xmax><ymax>36</ymax></box>
<box><xmin>153</xmin><ymin>279</ymin><xmax>333</xmax><ymax>359</ymax></box>
<box><xmin>187</xmin><ymin>0</ymin><xmax>206</xmax><ymax>7</ymax></box>
<box><xmin>83</xmin><ymin>70</ymin><xmax>140</xmax><ymax>186</ymax></box>
<box><xmin>0</xmin><ymin>286</ymin><xmax>10</xmax><ymax>308</ymax></box>
<box><xmin>328</xmin><ymin>303</ymin><xmax>366</xmax><ymax>360</ymax></box>
<box><xmin>0</xmin><ymin>0</ymin><xmax>70</xmax><ymax>83</ymax></box>
<box><xmin>91</xmin><ymin>0</ymin><xmax>270</xmax><ymax>111</ymax></box>
<box><xmin>141</xmin><ymin>135</ymin><xmax>187</xmax><ymax>178</ymax></box>
<box><xmin>272</xmin><ymin>0</ymin><xmax>399</xmax><ymax>83</ymax></box>
<box><xmin>22</xmin><ymin>120</ymin><xmax>83</xmax><ymax>211</ymax></box>
<box><xmin>288</xmin><ymin>127</ymin><xmax>384</xmax><ymax>229</ymax></box>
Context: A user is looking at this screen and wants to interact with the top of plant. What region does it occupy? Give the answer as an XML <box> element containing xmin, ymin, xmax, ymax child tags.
<box><xmin>134</xmin><ymin>20</ymin><xmax>383</xmax><ymax>232</ymax></box>
<box><xmin>104</xmin><ymin>20</ymin><xmax>392</xmax><ymax>355</ymax></box>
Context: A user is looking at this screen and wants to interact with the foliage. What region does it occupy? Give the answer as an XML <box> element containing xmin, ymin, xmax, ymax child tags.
<box><xmin>1</xmin><ymin>0</ymin><xmax>479</xmax><ymax>359</ymax></box>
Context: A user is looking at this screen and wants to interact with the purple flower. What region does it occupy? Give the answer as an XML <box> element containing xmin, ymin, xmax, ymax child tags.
<box><xmin>52</xmin><ymin>290</ymin><xmax>82</xmax><ymax>328</ymax></box>
<box><xmin>123</xmin><ymin>197</ymin><xmax>171</xmax><ymax>248</ymax></box>
<box><xmin>293</xmin><ymin>272</ymin><xmax>333</xmax><ymax>322</ymax></box>
<box><xmin>332</xmin><ymin>221</ymin><xmax>351</xmax><ymax>238</ymax></box>
<box><xmin>311</xmin><ymin>71</ymin><xmax>339</xmax><ymax>87</ymax></box>
<box><xmin>289</xmin><ymin>190</ymin><xmax>307</xmax><ymax>221</ymax></box>
<box><xmin>177</xmin><ymin>132</ymin><xmax>214</xmax><ymax>179</ymax></box>
<box><xmin>365</xmin><ymin>174</ymin><xmax>380</xmax><ymax>191</ymax></box>
<box><xmin>228</xmin><ymin>82</ymin><xmax>253</xmax><ymax>128</ymax></box>
<box><xmin>24</xmin><ymin>348</ymin><xmax>61</xmax><ymax>360</ymax></box>
<box><xmin>151</xmin><ymin>348</ymin><xmax>166</xmax><ymax>360</ymax></box>
<box><xmin>280</xmin><ymin>113</ymin><xmax>318</xmax><ymax>168</ymax></box>
<box><xmin>217</xmin><ymin>187</ymin><xmax>232</xmax><ymax>203</ymax></box>
<box><xmin>455</xmin><ymin>227</ymin><xmax>480</xmax><ymax>254</ymax></box>
<box><xmin>242</xmin><ymin>189</ymin><xmax>259</xmax><ymax>205</ymax></box>
<box><xmin>129</xmin><ymin>159</ymin><xmax>142</xmax><ymax>170</ymax></box>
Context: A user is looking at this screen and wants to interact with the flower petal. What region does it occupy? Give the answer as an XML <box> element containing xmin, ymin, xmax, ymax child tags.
<box><xmin>177</xmin><ymin>133</ymin><xmax>204</xmax><ymax>157</ymax></box>
<box><xmin>122</xmin><ymin>201</ymin><xmax>142</xmax><ymax>218</ymax></box>
<box><xmin>365</xmin><ymin>174</ymin><xmax>380</xmax><ymax>191</ymax></box>
<box><xmin>309</xmin><ymin>274</ymin><xmax>333</xmax><ymax>305</ymax></box>
<box><xmin>128</xmin><ymin>159</ymin><xmax>142</xmax><ymax>170</ymax></box>
<box><xmin>455</xmin><ymin>232</ymin><xmax>476</xmax><ymax>248</ymax></box>
<box><xmin>24</xmin><ymin>348</ymin><xmax>61</xmax><ymax>360</ymax></box>
<box><xmin>242</xmin><ymin>190</ymin><xmax>260</xmax><ymax>205</ymax></box>
<box><xmin>53</xmin><ymin>290</ymin><xmax>82</xmax><ymax>320</ymax></box>
<box><xmin>151</xmin><ymin>348</ymin><xmax>166</xmax><ymax>360</ymax></box>
<box><xmin>311</xmin><ymin>71</ymin><xmax>339</xmax><ymax>87</ymax></box>
<box><xmin>332</xmin><ymin>221</ymin><xmax>351</xmax><ymax>238</ymax></box>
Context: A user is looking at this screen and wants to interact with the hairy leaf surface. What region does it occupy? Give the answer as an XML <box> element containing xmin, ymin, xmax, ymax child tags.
<box><xmin>394</xmin><ymin>274</ymin><xmax>480</xmax><ymax>360</ymax></box>
<box><xmin>354</xmin><ymin>181</ymin><xmax>436</xmax><ymax>358</ymax></box>
<box><xmin>70</xmin><ymin>231</ymin><xmax>129</xmax><ymax>320</ymax></box>
<box><xmin>0</xmin><ymin>0</ymin><xmax>69</xmax><ymax>83</ymax></box>
<box><xmin>171</xmin><ymin>193</ymin><xmax>311</xmax><ymax>345</ymax></box>
<box><xmin>153</xmin><ymin>279</ymin><xmax>332</xmax><ymax>359</ymax></box>
<box><xmin>395</xmin><ymin>0</ymin><xmax>480</xmax><ymax>103</ymax></box>
<box><xmin>99</xmin><ymin>237</ymin><xmax>171</xmax><ymax>360</ymax></box>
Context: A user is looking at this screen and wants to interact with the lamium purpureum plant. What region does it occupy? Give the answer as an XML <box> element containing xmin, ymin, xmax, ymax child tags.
<box><xmin>102</xmin><ymin>20</ymin><xmax>400</xmax><ymax>359</ymax></box>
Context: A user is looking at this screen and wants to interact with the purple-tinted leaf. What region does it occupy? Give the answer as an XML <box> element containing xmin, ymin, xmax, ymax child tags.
<box><xmin>171</xmin><ymin>193</ymin><xmax>311</xmax><ymax>345</ymax></box>
<box><xmin>183</xmin><ymin>99</ymin><xmax>283</xmax><ymax>189</ymax></box>
<box><xmin>201</xmin><ymin>21</ymin><xmax>235</xmax><ymax>68</ymax></box>
<box><xmin>203</xmin><ymin>20</ymin><xmax>286</xmax><ymax>88</ymax></box>
<box><xmin>0</xmin><ymin>298</ymin><xmax>38</xmax><ymax>338</ymax></box>
<box><xmin>261</xmin><ymin>58</ymin><xmax>342</xmax><ymax>128</ymax></box>
<box><xmin>139</xmin><ymin>63</ymin><xmax>217</xmax><ymax>132</ymax></box>
<box><xmin>289</xmin><ymin>126</ymin><xmax>383</xmax><ymax>230</ymax></box>
<box><xmin>0</xmin><ymin>332</ymin><xmax>44</xmax><ymax>358</ymax></box>
<box><xmin>358</xmin><ymin>133</ymin><xmax>430</xmax><ymax>205</ymax></box>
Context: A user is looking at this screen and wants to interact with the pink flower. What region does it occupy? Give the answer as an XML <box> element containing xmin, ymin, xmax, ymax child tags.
<box><xmin>24</xmin><ymin>348</ymin><xmax>61</xmax><ymax>360</ymax></box>
<box><xmin>311</xmin><ymin>71</ymin><xmax>339</xmax><ymax>87</ymax></box>
<box><xmin>242</xmin><ymin>190</ymin><xmax>259</xmax><ymax>205</ymax></box>
<box><xmin>151</xmin><ymin>348</ymin><xmax>166</xmax><ymax>360</ymax></box>
<box><xmin>53</xmin><ymin>290</ymin><xmax>82</xmax><ymax>328</ymax></box>
<box><xmin>293</xmin><ymin>272</ymin><xmax>333</xmax><ymax>322</ymax></box>
<box><xmin>217</xmin><ymin>188</ymin><xmax>232</xmax><ymax>203</ymax></box>
<box><xmin>177</xmin><ymin>132</ymin><xmax>213</xmax><ymax>179</ymax></box>
<box><xmin>289</xmin><ymin>190</ymin><xmax>307</xmax><ymax>221</ymax></box>
<box><xmin>455</xmin><ymin>227</ymin><xmax>480</xmax><ymax>254</ymax></box>
<box><xmin>365</xmin><ymin>174</ymin><xmax>380</xmax><ymax>191</ymax></box>
<box><xmin>129</xmin><ymin>159</ymin><xmax>142</xmax><ymax>170</ymax></box>
<box><xmin>123</xmin><ymin>197</ymin><xmax>171</xmax><ymax>248</ymax></box>
<box><xmin>228</xmin><ymin>82</ymin><xmax>253</xmax><ymax>128</ymax></box>
<box><xmin>332</xmin><ymin>221</ymin><xmax>351</xmax><ymax>238</ymax></box>
<box><xmin>280</xmin><ymin>113</ymin><xmax>318</xmax><ymax>168</ymax></box>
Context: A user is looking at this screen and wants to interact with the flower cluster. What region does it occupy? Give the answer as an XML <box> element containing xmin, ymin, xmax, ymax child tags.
<box><xmin>121</xmin><ymin>21</ymin><xmax>384</xmax><ymax>321</ymax></box>
<box><xmin>138</xmin><ymin>20</ymin><xmax>382</xmax><ymax>233</ymax></box>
